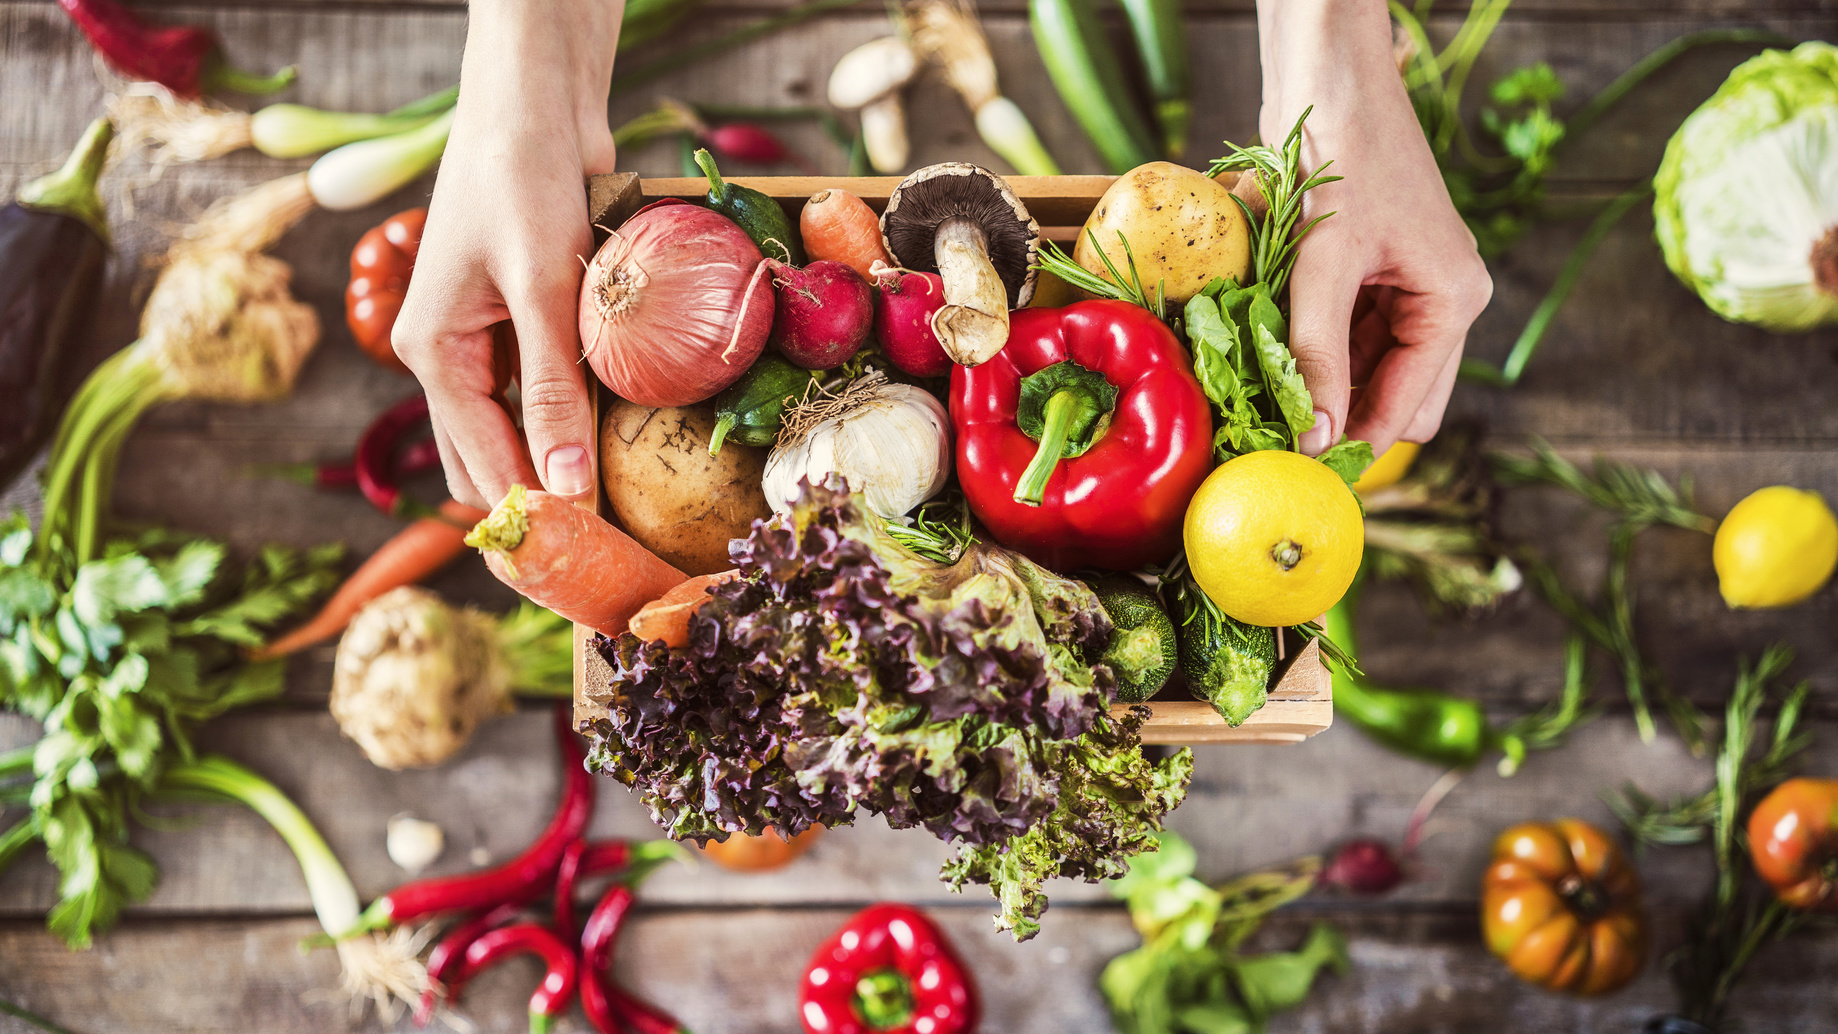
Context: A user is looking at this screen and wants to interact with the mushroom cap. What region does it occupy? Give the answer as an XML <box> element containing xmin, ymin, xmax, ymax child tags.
<box><xmin>881</xmin><ymin>163</ymin><xmax>1039</xmax><ymax>308</ymax></box>
<box><xmin>828</xmin><ymin>36</ymin><xmax>919</xmax><ymax>109</ymax></box>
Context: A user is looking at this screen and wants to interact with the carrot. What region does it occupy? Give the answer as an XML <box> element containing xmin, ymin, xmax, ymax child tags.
<box><xmin>252</xmin><ymin>497</ymin><xmax>488</xmax><ymax>660</ymax></box>
<box><xmin>799</xmin><ymin>189</ymin><xmax>892</xmax><ymax>282</ymax></box>
<box><xmin>628</xmin><ymin>570</ymin><xmax>737</xmax><ymax>647</ymax></box>
<box><xmin>466</xmin><ymin>485</ymin><xmax>684</xmax><ymax>637</ymax></box>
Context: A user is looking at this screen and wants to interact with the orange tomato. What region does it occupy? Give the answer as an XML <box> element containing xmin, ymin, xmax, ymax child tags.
<box><xmin>1481</xmin><ymin>818</ymin><xmax>1646</xmax><ymax>995</ymax></box>
<box><xmin>345</xmin><ymin>208</ymin><xmax>426</xmax><ymax>374</ymax></box>
<box><xmin>699</xmin><ymin>826</ymin><xmax>824</xmax><ymax>872</ymax></box>
<box><xmin>1747</xmin><ymin>777</ymin><xmax>1838</xmax><ymax>911</ymax></box>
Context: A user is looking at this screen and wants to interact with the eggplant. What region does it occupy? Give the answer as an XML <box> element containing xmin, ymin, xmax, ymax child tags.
<box><xmin>0</xmin><ymin>118</ymin><xmax>112</xmax><ymax>490</ymax></box>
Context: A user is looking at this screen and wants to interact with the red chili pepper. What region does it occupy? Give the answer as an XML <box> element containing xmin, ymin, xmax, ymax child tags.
<box><xmin>950</xmin><ymin>299</ymin><xmax>1214</xmax><ymax>571</ymax></box>
<box><xmin>414</xmin><ymin>902</ymin><xmax>520</xmax><ymax>1027</ymax></box>
<box><xmin>356</xmin><ymin>706</ymin><xmax>593</xmax><ymax>930</ymax></box>
<box><xmin>579</xmin><ymin>884</ymin><xmax>690</xmax><ymax>1034</ymax></box>
<box><xmin>798</xmin><ymin>903</ymin><xmax>978</xmax><ymax>1034</ymax></box>
<box><xmin>452</xmin><ymin>922</ymin><xmax>578</xmax><ymax>1034</ymax></box>
<box><xmin>553</xmin><ymin>839</ymin><xmax>632</xmax><ymax>947</ymax></box>
<box><xmin>357</xmin><ymin>393</ymin><xmax>442</xmax><ymax>520</ymax></box>
<box><xmin>346</xmin><ymin>208</ymin><xmax>426</xmax><ymax>374</ymax></box>
<box><xmin>57</xmin><ymin>0</ymin><xmax>295</xmax><ymax>99</ymax></box>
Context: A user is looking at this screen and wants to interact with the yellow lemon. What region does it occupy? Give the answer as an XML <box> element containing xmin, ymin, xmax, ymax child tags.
<box><xmin>1353</xmin><ymin>440</ymin><xmax>1421</xmax><ymax>495</ymax></box>
<box><xmin>1184</xmin><ymin>450</ymin><xmax>1365</xmax><ymax>627</ymax></box>
<box><xmin>1713</xmin><ymin>485</ymin><xmax>1838</xmax><ymax>609</ymax></box>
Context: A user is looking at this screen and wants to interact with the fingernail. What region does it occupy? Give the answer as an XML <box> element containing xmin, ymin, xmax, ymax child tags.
<box><xmin>544</xmin><ymin>445</ymin><xmax>593</xmax><ymax>498</ymax></box>
<box><xmin>1299</xmin><ymin>410</ymin><xmax>1332</xmax><ymax>456</ymax></box>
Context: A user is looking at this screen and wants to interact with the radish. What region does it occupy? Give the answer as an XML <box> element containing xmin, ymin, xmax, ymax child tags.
<box><xmin>873</xmin><ymin>268</ymin><xmax>951</xmax><ymax>377</ymax></box>
<box><xmin>767</xmin><ymin>259</ymin><xmax>874</xmax><ymax>370</ymax></box>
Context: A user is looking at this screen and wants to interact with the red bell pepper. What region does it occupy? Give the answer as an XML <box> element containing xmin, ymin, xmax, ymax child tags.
<box><xmin>950</xmin><ymin>299</ymin><xmax>1213</xmax><ymax>571</ymax></box>
<box><xmin>798</xmin><ymin>903</ymin><xmax>978</xmax><ymax>1034</ymax></box>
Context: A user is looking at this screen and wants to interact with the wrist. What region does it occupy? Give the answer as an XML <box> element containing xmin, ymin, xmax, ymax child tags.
<box><xmin>1256</xmin><ymin>0</ymin><xmax>1397</xmax><ymax>137</ymax></box>
<box><xmin>460</xmin><ymin>0</ymin><xmax>621</xmax><ymax>167</ymax></box>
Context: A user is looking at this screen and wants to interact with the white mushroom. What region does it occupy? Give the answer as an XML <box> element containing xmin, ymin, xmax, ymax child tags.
<box><xmin>829</xmin><ymin>36</ymin><xmax>919</xmax><ymax>174</ymax></box>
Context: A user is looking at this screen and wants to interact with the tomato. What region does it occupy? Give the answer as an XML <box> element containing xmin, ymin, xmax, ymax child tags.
<box><xmin>1747</xmin><ymin>777</ymin><xmax>1838</xmax><ymax>911</ymax></box>
<box><xmin>1481</xmin><ymin>818</ymin><xmax>1646</xmax><ymax>995</ymax></box>
<box><xmin>699</xmin><ymin>826</ymin><xmax>824</xmax><ymax>872</ymax></box>
<box><xmin>345</xmin><ymin>207</ymin><xmax>426</xmax><ymax>374</ymax></box>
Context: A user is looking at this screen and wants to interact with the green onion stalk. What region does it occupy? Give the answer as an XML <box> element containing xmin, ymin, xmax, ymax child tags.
<box><xmin>907</xmin><ymin>0</ymin><xmax>1062</xmax><ymax>175</ymax></box>
<box><xmin>158</xmin><ymin>755</ymin><xmax>429</xmax><ymax>1015</ymax></box>
<box><xmin>110</xmin><ymin>83</ymin><xmax>459</xmax><ymax>165</ymax></box>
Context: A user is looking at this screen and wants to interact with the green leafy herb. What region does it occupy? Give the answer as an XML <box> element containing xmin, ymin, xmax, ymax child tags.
<box><xmin>1207</xmin><ymin>107</ymin><xmax>1342</xmax><ymax>300</ymax></box>
<box><xmin>1101</xmin><ymin>832</ymin><xmax>1346</xmax><ymax>1034</ymax></box>
<box><xmin>1037</xmin><ymin>232</ymin><xmax>1165</xmax><ymax>319</ymax></box>
<box><xmin>1315</xmin><ymin>440</ymin><xmax>1376</xmax><ymax>487</ymax></box>
<box><xmin>0</xmin><ymin>512</ymin><xmax>340</xmax><ymax>947</ymax></box>
<box><xmin>1495</xmin><ymin>634</ymin><xmax>1600</xmax><ymax>777</ymax></box>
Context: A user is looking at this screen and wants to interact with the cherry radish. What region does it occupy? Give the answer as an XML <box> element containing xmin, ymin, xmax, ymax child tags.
<box><xmin>874</xmin><ymin>268</ymin><xmax>951</xmax><ymax>377</ymax></box>
<box><xmin>465</xmin><ymin>485</ymin><xmax>685</xmax><ymax>637</ymax></box>
<box><xmin>767</xmin><ymin>259</ymin><xmax>874</xmax><ymax>370</ymax></box>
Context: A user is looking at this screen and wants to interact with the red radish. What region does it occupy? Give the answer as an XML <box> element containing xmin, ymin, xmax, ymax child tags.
<box><xmin>705</xmin><ymin>123</ymin><xmax>814</xmax><ymax>172</ymax></box>
<box><xmin>579</xmin><ymin>198</ymin><xmax>774</xmax><ymax>407</ymax></box>
<box><xmin>874</xmin><ymin>269</ymin><xmax>951</xmax><ymax>377</ymax></box>
<box><xmin>465</xmin><ymin>485</ymin><xmax>686</xmax><ymax>637</ymax></box>
<box><xmin>1320</xmin><ymin>839</ymin><xmax>1406</xmax><ymax>895</ymax></box>
<box><xmin>767</xmin><ymin>259</ymin><xmax>874</xmax><ymax>370</ymax></box>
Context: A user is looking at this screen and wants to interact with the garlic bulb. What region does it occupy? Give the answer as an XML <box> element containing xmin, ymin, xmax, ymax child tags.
<box><xmin>763</xmin><ymin>372</ymin><xmax>950</xmax><ymax>517</ymax></box>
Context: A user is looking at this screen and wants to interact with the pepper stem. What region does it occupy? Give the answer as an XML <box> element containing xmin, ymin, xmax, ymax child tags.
<box><xmin>17</xmin><ymin>117</ymin><xmax>113</xmax><ymax>243</ymax></box>
<box><xmin>852</xmin><ymin>969</ymin><xmax>915</xmax><ymax>1031</ymax></box>
<box><xmin>203</xmin><ymin>57</ymin><xmax>300</xmax><ymax>97</ymax></box>
<box><xmin>1014</xmin><ymin>389</ymin><xmax>1101</xmax><ymax>506</ymax></box>
<box><xmin>694</xmin><ymin>148</ymin><xmax>729</xmax><ymax>205</ymax></box>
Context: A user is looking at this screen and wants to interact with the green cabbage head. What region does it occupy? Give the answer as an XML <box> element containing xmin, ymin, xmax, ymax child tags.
<box><xmin>1655</xmin><ymin>41</ymin><xmax>1838</xmax><ymax>332</ymax></box>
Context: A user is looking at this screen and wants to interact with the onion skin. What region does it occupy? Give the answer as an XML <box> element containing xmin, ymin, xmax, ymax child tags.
<box><xmin>767</xmin><ymin>259</ymin><xmax>874</xmax><ymax>370</ymax></box>
<box><xmin>579</xmin><ymin>199</ymin><xmax>773</xmax><ymax>406</ymax></box>
<box><xmin>874</xmin><ymin>269</ymin><xmax>951</xmax><ymax>377</ymax></box>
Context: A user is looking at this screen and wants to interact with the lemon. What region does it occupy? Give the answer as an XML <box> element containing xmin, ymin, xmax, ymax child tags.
<box><xmin>1184</xmin><ymin>450</ymin><xmax>1365</xmax><ymax>627</ymax></box>
<box><xmin>1353</xmin><ymin>441</ymin><xmax>1420</xmax><ymax>495</ymax></box>
<box><xmin>1713</xmin><ymin>485</ymin><xmax>1838</xmax><ymax>608</ymax></box>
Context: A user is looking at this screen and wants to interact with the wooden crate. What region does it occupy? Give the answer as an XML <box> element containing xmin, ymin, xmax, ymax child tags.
<box><xmin>573</xmin><ymin>173</ymin><xmax>1332</xmax><ymax>746</ymax></box>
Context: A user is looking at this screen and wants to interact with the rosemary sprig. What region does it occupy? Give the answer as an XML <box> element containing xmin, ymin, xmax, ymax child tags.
<box><xmin>1206</xmin><ymin>106</ymin><xmax>1343</xmax><ymax>300</ymax></box>
<box><xmin>1036</xmin><ymin>232</ymin><xmax>1165</xmax><ymax>320</ymax></box>
<box><xmin>1493</xmin><ymin>439</ymin><xmax>1716</xmax><ymax>533</ymax></box>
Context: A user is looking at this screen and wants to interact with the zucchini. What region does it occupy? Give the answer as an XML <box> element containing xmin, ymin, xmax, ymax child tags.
<box><xmin>1092</xmin><ymin>577</ymin><xmax>1178</xmax><ymax>703</ymax></box>
<box><xmin>1177</xmin><ymin>598</ymin><xmax>1276</xmax><ymax>726</ymax></box>
<box><xmin>1117</xmin><ymin>0</ymin><xmax>1190</xmax><ymax>158</ymax></box>
<box><xmin>709</xmin><ymin>354</ymin><xmax>814</xmax><ymax>454</ymax></box>
<box><xmin>1028</xmin><ymin>0</ymin><xmax>1158</xmax><ymax>175</ymax></box>
<box><xmin>692</xmin><ymin>149</ymin><xmax>804</xmax><ymax>264</ymax></box>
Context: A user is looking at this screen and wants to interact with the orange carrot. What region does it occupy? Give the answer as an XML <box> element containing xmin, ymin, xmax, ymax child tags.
<box><xmin>253</xmin><ymin>498</ymin><xmax>488</xmax><ymax>660</ymax></box>
<box><xmin>799</xmin><ymin>189</ymin><xmax>892</xmax><ymax>282</ymax></box>
<box><xmin>628</xmin><ymin>570</ymin><xmax>738</xmax><ymax>647</ymax></box>
<box><xmin>467</xmin><ymin>486</ymin><xmax>684</xmax><ymax>637</ymax></box>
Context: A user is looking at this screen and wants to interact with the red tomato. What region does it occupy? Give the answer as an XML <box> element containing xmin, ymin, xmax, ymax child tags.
<box><xmin>1748</xmin><ymin>777</ymin><xmax>1838</xmax><ymax>911</ymax></box>
<box><xmin>1481</xmin><ymin>818</ymin><xmax>1647</xmax><ymax>995</ymax></box>
<box><xmin>345</xmin><ymin>208</ymin><xmax>426</xmax><ymax>374</ymax></box>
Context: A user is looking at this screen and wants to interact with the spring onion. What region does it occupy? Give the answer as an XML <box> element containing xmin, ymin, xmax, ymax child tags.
<box><xmin>907</xmin><ymin>0</ymin><xmax>1062</xmax><ymax>175</ymax></box>
<box><xmin>306</xmin><ymin>107</ymin><xmax>454</xmax><ymax>212</ymax></box>
<box><xmin>110</xmin><ymin>84</ymin><xmax>458</xmax><ymax>165</ymax></box>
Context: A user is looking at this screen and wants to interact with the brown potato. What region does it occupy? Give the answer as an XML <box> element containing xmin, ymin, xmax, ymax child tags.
<box><xmin>1075</xmin><ymin>161</ymin><xmax>1252</xmax><ymax>306</ymax></box>
<box><xmin>600</xmin><ymin>400</ymin><xmax>772</xmax><ymax>576</ymax></box>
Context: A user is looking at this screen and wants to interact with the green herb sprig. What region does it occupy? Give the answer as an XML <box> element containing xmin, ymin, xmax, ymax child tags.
<box><xmin>1206</xmin><ymin>107</ymin><xmax>1342</xmax><ymax>301</ymax></box>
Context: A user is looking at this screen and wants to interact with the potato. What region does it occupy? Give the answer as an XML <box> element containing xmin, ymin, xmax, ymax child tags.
<box><xmin>1074</xmin><ymin>161</ymin><xmax>1252</xmax><ymax>305</ymax></box>
<box><xmin>600</xmin><ymin>399</ymin><xmax>772</xmax><ymax>576</ymax></box>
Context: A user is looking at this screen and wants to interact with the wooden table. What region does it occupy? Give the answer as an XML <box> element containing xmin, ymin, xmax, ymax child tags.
<box><xmin>3</xmin><ymin>1</ymin><xmax>1837</xmax><ymax>1031</ymax></box>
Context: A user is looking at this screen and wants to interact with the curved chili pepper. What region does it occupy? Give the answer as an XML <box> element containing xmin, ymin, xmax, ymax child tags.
<box><xmin>357</xmin><ymin>394</ymin><xmax>442</xmax><ymax>520</ymax></box>
<box><xmin>579</xmin><ymin>883</ymin><xmax>690</xmax><ymax>1034</ymax></box>
<box><xmin>346</xmin><ymin>208</ymin><xmax>426</xmax><ymax>374</ymax></box>
<box><xmin>798</xmin><ymin>903</ymin><xmax>977</xmax><ymax>1034</ymax></box>
<box><xmin>553</xmin><ymin>839</ymin><xmax>633</xmax><ymax>947</ymax></box>
<box><xmin>57</xmin><ymin>0</ymin><xmax>295</xmax><ymax>98</ymax></box>
<box><xmin>356</xmin><ymin>706</ymin><xmax>593</xmax><ymax>931</ymax></box>
<box><xmin>454</xmin><ymin>922</ymin><xmax>578</xmax><ymax>1034</ymax></box>
<box><xmin>414</xmin><ymin>902</ymin><xmax>520</xmax><ymax>1027</ymax></box>
<box><xmin>950</xmin><ymin>299</ymin><xmax>1213</xmax><ymax>571</ymax></box>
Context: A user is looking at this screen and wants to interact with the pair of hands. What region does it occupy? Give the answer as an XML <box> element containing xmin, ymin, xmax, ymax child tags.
<box><xmin>395</xmin><ymin>0</ymin><xmax>1491</xmax><ymax>512</ymax></box>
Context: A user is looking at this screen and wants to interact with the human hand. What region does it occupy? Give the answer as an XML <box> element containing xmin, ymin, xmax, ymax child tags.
<box><xmin>1256</xmin><ymin>0</ymin><xmax>1492</xmax><ymax>458</ymax></box>
<box><xmin>393</xmin><ymin>0</ymin><xmax>623</xmax><ymax>509</ymax></box>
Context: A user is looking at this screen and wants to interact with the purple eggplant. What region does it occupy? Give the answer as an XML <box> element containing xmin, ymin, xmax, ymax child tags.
<box><xmin>0</xmin><ymin>117</ymin><xmax>111</xmax><ymax>489</ymax></box>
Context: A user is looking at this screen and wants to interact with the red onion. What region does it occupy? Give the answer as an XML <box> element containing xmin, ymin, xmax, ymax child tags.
<box><xmin>1320</xmin><ymin>839</ymin><xmax>1406</xmax><ymax>895</ymax></box>
<box><xmin>578</xmin><ymin>199</ymin><xmax>773</xmax><ymax>406</ymax></box>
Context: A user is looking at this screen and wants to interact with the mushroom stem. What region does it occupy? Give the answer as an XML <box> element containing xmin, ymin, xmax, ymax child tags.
<box><xmin>861</xmin><ymin>96</ymin><xmax>909</xmax><ymax>174</ymax></box>
<box><xmin>931</xmin><ymin>216</ymin><xmax>1010</xmax><ymax>366</ymax></box>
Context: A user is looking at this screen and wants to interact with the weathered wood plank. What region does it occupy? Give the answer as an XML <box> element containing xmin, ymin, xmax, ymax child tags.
<box><xmin>1</xmin><ymin>706</ymin><xmax>1812</xmax><ymax>917</ymax></box>
<box><xmin>2</xmin><ymin>906</ymin><xmax>1833</xmax><ymax>1034</ymax></box>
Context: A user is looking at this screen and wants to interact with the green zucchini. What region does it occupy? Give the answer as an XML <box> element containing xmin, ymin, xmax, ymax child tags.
<box><xmin>1092</xmin><ymin>577</ymin><xmax>1178</xmax><ymax>703</ymax></box>
<box><xmin>1028</xmin><ymin>0</ymin><xmax>1158</xmax><ymax>175</ymax></box>
<box><xmin>692</xmin><ymin>149</ymin><xmax>803</xmax><ymax>265</ymax></box>
<box><xmin>1179</xmin><ymin>607</ymin><xmax>1276</xmax><ymax>726</ymax></box>
<box><xmin>709</xmin><ymin>354</ymin><xmax>814</xmax><ymax>454</ymax></box>
<box><xmin>1117</xmin><ymin>0</ymin><xmax>1190</xmax><ymax>158</ymax></box>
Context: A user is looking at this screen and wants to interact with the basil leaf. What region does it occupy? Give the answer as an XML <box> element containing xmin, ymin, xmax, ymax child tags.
<box><xmin>1316</xmin><ymin>439</ymin><xmax>1377</xmax><ymax>486</ymax></box>
<box><xmin>1251</xmin><ymin>321</ymin><xmax>1314</xmax><ymax>442</ymax></box>
<box><xmin>1228</xmin><ymin>923</ymin><xmax>1349</xmax><ymax>1018</ymax></box>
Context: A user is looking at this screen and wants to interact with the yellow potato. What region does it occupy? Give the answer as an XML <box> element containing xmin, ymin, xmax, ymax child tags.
<box><xmin>600</xmin><ymin>399</ymin><xmax>772</xmax><ymax>576</ymax></box>
<box><xmin>1075</xmin><ymin>161</ymin><xmax>1253</xmax><ymax>306</ymax></box>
